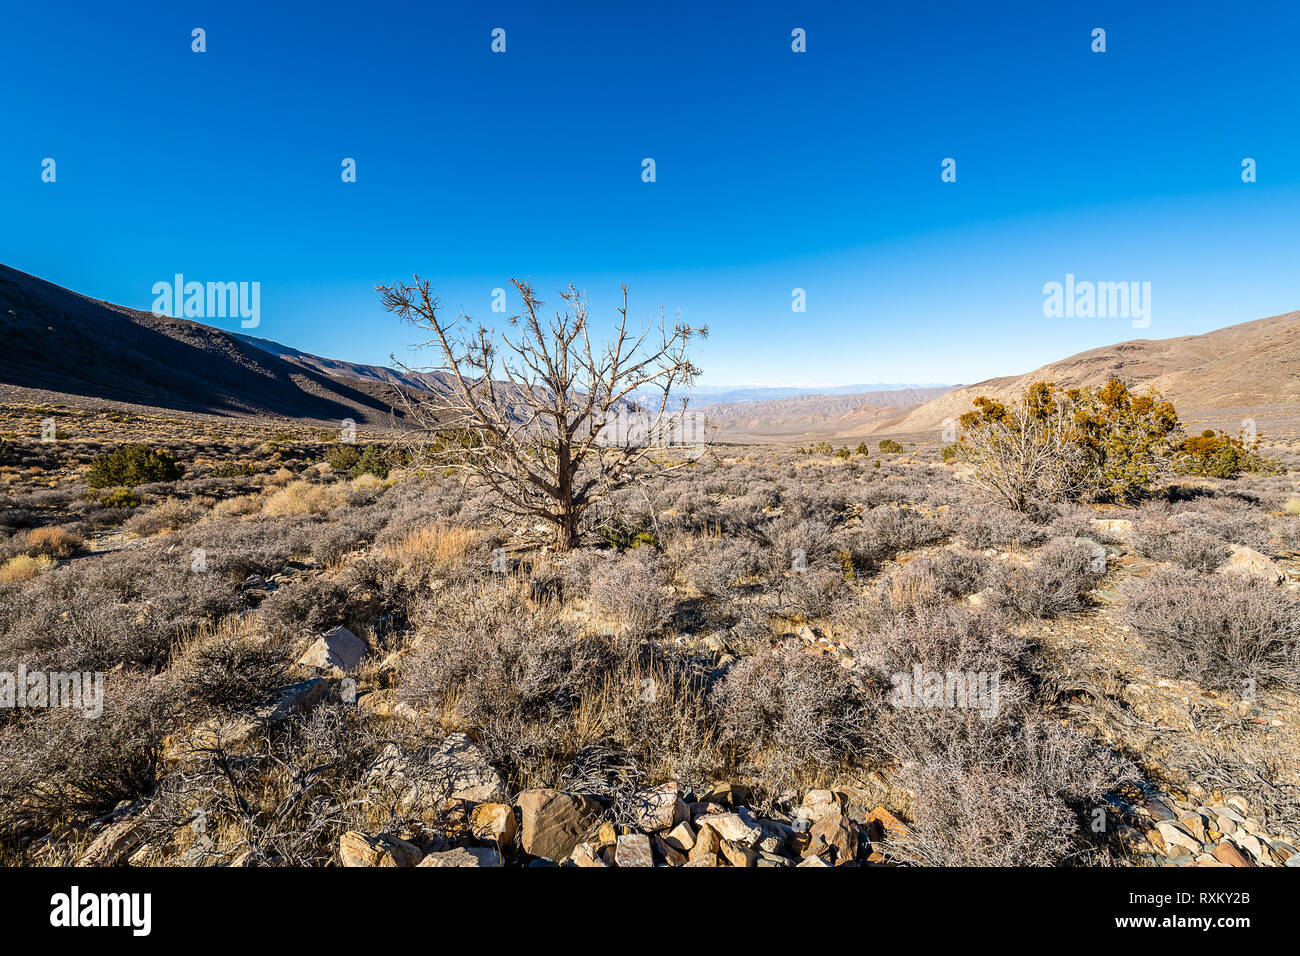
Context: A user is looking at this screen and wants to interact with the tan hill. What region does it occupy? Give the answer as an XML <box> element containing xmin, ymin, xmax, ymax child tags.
<box><xmin>884</xmin><ymin>312</ymin><xmax>1300</xmax><ymax>438</ymax></box>
<box><xmin>704</xmin><ymin>387</ymin><xmax>956</xmax><ymax>441</ymax></box>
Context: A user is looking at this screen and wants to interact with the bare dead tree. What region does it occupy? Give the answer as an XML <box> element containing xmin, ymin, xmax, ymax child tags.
<box><xmin>377</xmin><ymin>277</ymin><xmax>707</xmax><ymax>549</ymax></box>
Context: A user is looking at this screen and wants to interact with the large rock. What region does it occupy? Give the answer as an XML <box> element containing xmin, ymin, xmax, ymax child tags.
<box><xmin>1216</xmin><ymin>546</ymin><xmax>1286</xmax><ymax>585</ymax></box>
<box><xmin>417</xmin><ymin>846</ymin><xmax>502</xmax><ymax>867</ymax></box>
<box><xmin>338</xmin><ymin>831</ymin><xmax>423</xmax><ymax>867</ymax></box>
<box><xmin>365</xmin><ymin>734</ymin><xmax>507</xmax><ymax>815</ymax></box>
<box><xmin>76</xmin><ymin>818</ymin><xmax>145</xmax><ymax>867</ymax></box>
<box><xmin>516</xmin><ymin>789</ymin><xmax>602</xmax><ymax>861</ymax></box>
<box><xmin>615</xmin><ymin>833</ymin><xmax>654</xmax><ymax>867</ymax></box>
<box><xmin>805</xmin><ymin>806</ymin><xmax>858</xmax><ymax>865</ymax></box>
<box><xmin>259</xmin><ymin>678</ymin><xmax>335</xmax><ymax>722</ymax></box>
<box><xmin>696</xmin><ymin>809</ymin><xmax>762</xmax><ymax>846</ymax></box>
<box><xmin>298</xmin><ymin>626</ymin><xmax>368</xmax><ymax>675</ymax></box>
<box><xmin>631</xmin><ymin>782</ymin><xmax>688</xmax><ymax>832</ymax></box>
<box><xmin>469</xmin><ymin>803</ymin><xmax>517</xmax><ymax>847</ymax></box>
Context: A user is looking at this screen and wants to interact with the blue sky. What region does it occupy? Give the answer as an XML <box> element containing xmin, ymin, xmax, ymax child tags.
<box><xmin>3</xmin><ymin>0</ymin><xmax>1298</xmax><ymax>387</ymax></box>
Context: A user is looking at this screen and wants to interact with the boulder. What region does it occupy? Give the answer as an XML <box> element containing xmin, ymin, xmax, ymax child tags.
<box><xmin>298</xmin><ymin>626</ymin><xmax>368</xmax><ymax>675</ymax></box>
<box><xmin>516</xmin><ymin>789</ymin><xmax>602</xmax><ymax>861</ymax></box>
<box><xmin>469</xmin><ymin>803</ymin><xmax>517</xmax><ymax>847</ymax></box>
<box><xmin>566</xmin><ymin>842</ymin><xmax>608</xmax><ymax>867</ymax></box>
<box><xmin>695</xmin><ymin>809</ymin><xmax>762</xmax><ymax>846</ymax></box>
<box><xmin>690</xmin><ymin>823</ymin><xmax>721</xmax><ymax>862</ymax></box>
<box><xmin>631</xmin><ymin>782</ymin><xmax>688</xmax><ymax>832</ymax></box>
<box><xmin>615</xmin><ymin>833</ymin><xmax>654</xmax><ymax>867</ymax></box>
<box><xmin>1216</xmin><ymin>545</ymin><xmax>1286</xmax><ymax>585</ymax></box>
<box><xmin>417</xmin><ymin>846</ymin><xmax>502</xmax><ymax>867</ymax></box>
<box><xmin>663</xmin><ymin>820</ymin><xmax>696</xmax><ymax>853</ymax></box>
<box><xmin>76</xmin><ymin>818</ymin><xmax>145</xmax><ymax>867</ymax></box>
<box><xmin>259</xmin><ymin>678</ymin><xmax>335</xmax><ymax>722</ymax></box>
<box><xmin>365</xmin><ymin>734</ymin><xmax>507</xmax><ymax>815</ymax></box>
<box><xmin>719</xmin><ymin>839</ymin><xmax>758</xmax><ymax>867</ymax></box>
<box><xmin>806</xmin><ymin>806</ymin><xmax>858</xmax><ymax>864</ymax></box>
<box><xmin>338</xmin><ymin>831</ymin><xmax>423</xmax><ymax>867</ymax></box>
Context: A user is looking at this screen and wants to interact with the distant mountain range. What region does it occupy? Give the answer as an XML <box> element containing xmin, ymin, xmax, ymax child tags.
<box><xmin>1</xmin><ymin>263</ymin><xmax>1295</xmax><ymax>441</ymax></box>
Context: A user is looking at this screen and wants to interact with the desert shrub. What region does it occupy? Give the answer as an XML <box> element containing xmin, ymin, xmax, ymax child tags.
<box><xmin>1174</xmin><ymin>429</ymin><xmax>1277</xmax><ymax>479</ymax></box>
<box><xmin>397</xmin><ymin>607</ymin><xmax>621</xmax><ymax>782</ymax></box>
<box><xmin>1129</xmin><ymin>522</ymin><xmax>1230</xmax><ymax>572</ymax></box>
<box><xmin>877</xmin><ymin>550</ymin><xmax>991</xmax><ymax>613</ymax></box>
<box><xmin>855</xmin><ymin>442</ymin><xmax>869</xmax><ymax>456</ymax></box>
<box><xmin>122</xmin><ymin>496</ymin><xmax>204</xmax><ymax>536</ymax></box>
<box><xmin>262</xmin><ymin>480</ymin><xmax>348</xmax><ymax>517</ymax></box>
<box><xmin>673</xmin><ymin>536</ymin><xmax>765</xmax><ymax>599</ymax></box>
<box><xmin>589</xmin><ymin>549</ymin><xmax>674</xmax><ymax>639</ymax></box>
<box><xmin>1122</xmin><ymin>568</ymin><xmax>1300</xmax><ymax>692</ymax></box>
<box><xmin>714</xmin><ymin>642</ymin><xmax>868</xmax><ymax>787</ymax></box>
<box><xmin>989</xmin><ymin>539</ymin><xmax>1103</xmax><ymax>618</ymax></box>
<box><xmin>947</xmin><ymin>502</ymin><xmax>1048</xmax><ymax>550</ymax></box>
<box><xmin>87</xmin><ymin>445</ymin><xmax>184</xmax><ymax>488</ymax></box>
<box><xmin>98</xmin><ymin>488</ymin><xmax>141</xmax><ymax>508</ymax></box>
<box><xmin>879</xmin><ymin>439</ymin><xmax>904</xmax><ymax>454</ymax></box>
<box><xmin>19</xmin><ymin>526</ymin><xmax>84</xmax><ymax>559</ymax></box>
<box><xmin>172</xmin><ymin>621</ymin><xmax>294</xmax><ymax>714</ymax></box>
<box><xmin>959</xmin><ymin>379</ymin><xmax>1180</xmax><ymax>510</ymax></box>
<box><xmin>208</xmin><ymin>462</ymin><xmax>259</xmax><ymax>478</ymax></box>
<box><xmin>0</xmin><ymin>677</ymin><xmax>173</xmax><ymax>843</ymax></box>
<box><xmin>940</xmin><ymin>443</ymin><xmax>959</xmax><ymax>462</ymax></box>
<box><xmin>0</xmin><ymin>554</ymin><xmax>54</xmax><ymax>583</ymax></box>
<box><xmin>257</xmin><ymin>575</ymin><xmax>350</xmax><ymax>637</ymax></box>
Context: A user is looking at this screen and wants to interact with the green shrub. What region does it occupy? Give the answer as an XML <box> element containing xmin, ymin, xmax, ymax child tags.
<box><xmin>324</xmin><ymin>443</ymin><xmax>362</xmax><ymax>472</ymax></box>
<box><xmin>855</xmin><ymin>442</ymin><xmax>869</xmax><ymax>456</ymax></box>
<box><xmin>940</xmin><ymin>443</ymin><xmax>959</xmax><ymax>462</ymax></box>
<box><xmin>209</xmin><ymin>462</ymin><xmax>259</xmax><ymax>479</ymax></box>
<box><xmin>834</xmin><ymin>446</ymin><xmax>851</xmax><ymax>460</ymax></box>
<box><xmin>87</xmin><ymin>445</ymin><xmax>184</xmax><ymax>488</ymax></box>
<box><xmin>1174</xmin><ymin>429</ymin><xmax>1277</xmax><ymax>479</ymax></box>
<box><xmin>879</xmin><ymin>439</ymin><xmax>903</xmax><ymax>454</ymax></box>
<box><xmin>99</xmin><ymin>488</ymin><xmax>142</xmax><ymax>508</ymax></box>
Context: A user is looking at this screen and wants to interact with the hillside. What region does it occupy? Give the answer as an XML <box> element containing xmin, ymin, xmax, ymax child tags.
<box><xmin>0</xmin><ymin>264</ymin><xmax>418</xmax><ymax>425</ymax></box>
<box><xmin>886</xmin><ymin>312</ymin><xmax>1300</xmax><ymax>437</ymax></box>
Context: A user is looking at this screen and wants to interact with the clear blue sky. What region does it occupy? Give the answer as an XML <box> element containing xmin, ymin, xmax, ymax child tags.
<box><xmin>3</xmin><ymin>0</ymin><xmax>1298</xmax><ymax>387</ymax></box>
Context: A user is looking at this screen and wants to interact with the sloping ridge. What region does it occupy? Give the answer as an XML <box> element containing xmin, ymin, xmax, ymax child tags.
<box><xmin>888</xmin><ymin>312</ymin><xmax>1300</xmax><ymax>434</ymax></box>
<box><xmin>0</xmin><ymin>264</ymin><xmax>414</xmax><ymax>425</ymax></box>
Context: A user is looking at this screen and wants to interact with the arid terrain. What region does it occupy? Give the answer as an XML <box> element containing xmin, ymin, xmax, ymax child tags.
<box><xmin>2</xmin><ymin>268</ymin><xmax>1299</xmax><ymax>869</ymax></box>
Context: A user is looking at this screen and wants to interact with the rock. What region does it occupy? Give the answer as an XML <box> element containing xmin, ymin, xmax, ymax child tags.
<box><xmin>365</xmin><ymin>734</ymin><xmax>507</xmax><ymax>817</ymax></box>
<box><xmin>683</xmin><ymin>853</ymin><xmax>717</xmax><ymax>867</ymax></box>
<box><xmin>690</xmin><ymin>824</ymin><xmax>721</xmax><ymax>862</ymax></box>
<box><xmin>663</xmin><ymin>820</ymin><xmax>696</xmax><ymax>853</ymax></box>
<box><xmin>1155</xmin><ymin>821</ymin><xmax>1202</xmax><ymax>854</ymax></box>
<box><xmin>76</xmin><ymin>818</ymin><xmax>145</xmax><ymax>867</ymax></box>
<box><xmin>417</xmin><ymin>846</ymin><xmax>502</xmax><ymax>867</ymax></box>
<box><xmin>866</xmin><ymin>805</ymin><xmax>909</xmax><ymax>842</ymax></box>
<box><xmin>469</xmin><ymin>803</ymin><xmax>517</xmax><ymax>847</ymax></box>
<box><xmin>654</xmin><ymin>834</ymin><xmax>687</xmax><ymax>866</ymax></box>
<box><xmin>797</xmin><ymin>854</ymin><xmax>832</xmax><ymax>867</ymax></box>
<box><xmin>1178</xmin><ymin>814</ymin><xmax>1207</xmax><ymax>844</ymax></box>
<box><xmin>719</xmin><ymin>839</ymin><xmax>758</xmax><ymax>867</ymax></box>
<box><xmin>259</xmin><ymin>677</ymin><xmax>334</xmax><ymax>722</ymax></box>
<box><xmin>696</xmin><ymin>809</ymin><xmax>762</xmax><ymax>846</ymax></box>
<box><xmin>697</xmin><ymin>783</ymin><xmax>752</xmax><ymax>807</ymax></box>
<box><xmin>807</xmin><ymin>807</ymin><xmax>858</xmax><ymax>864</ymax></box>
<box><xmin>757</xmin><ymin>851</ymin><xmax>790</xmax><ymax>867</ymax></box>
<box><xmin>1216</xmin><ymin>546</ymin><xmax>1286</xmax><ymax>585</ymax></box>
<box><xmin>1090</xmin><ymin>518</ymin><xmax>1134</xmax><ymax>541</ymax></box>
<box><xmin>615</xmin><ymin>833</ymin><xmax>654</xmax><ymax>867</ymax></box>
<box><xmin>631</xmin><ymin>782</ymin><xmax>688</xmax><ymax>832</ymax></box>
<box><xmin>800</xmin><ymin>789</ymin><xmax>844</xmax><ymax>825</ymax></box>
<box><xmin>567</xmin><ymin>842</ymin><xmax>607</xmax><ymax>867</ymax></box>
<box><xmin>1268</xmin><ymin>841</ymin><xmax>1298</xmax><ymax>865</ymax></box>
<box><xmin>1211</xmin><ymin>841</ymin><xmax>1254</xmax><ymax>868</ymax></box>
<box><xmin>516</xmin><ymin>789</ymin><xmax>602</xmax><ymax>861</ymax></box>
<box><xmin>298</xmin><ymin>626</ymin><xmax>368</xmax><ymax>675</ymax></box>
<box><xmin>338</xmin><ymin>831</ymin><xmax>422</xmax><ymax>867</ymax></box>
<box><xmin>1234</xmin><ymin>833</ymin><xmax>1267</xmax><ymax>863</ymax></box>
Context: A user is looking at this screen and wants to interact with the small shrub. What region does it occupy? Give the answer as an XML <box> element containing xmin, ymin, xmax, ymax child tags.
<box><xmin>1174</xmin><ymin>429</ymin><xmax>1277</xmax><ymax>479</ymax></box>
<box><xmin>1122</xmin><ymin>568</ymin><xmax>1300</xmax><ymax>692</ymax></box>
<box><xmin>990</xmin><ymin>539</ymin><xmax>1103</xmax><ymax>618</ymax></box>
<box><xmin>0</xmin><ymin>554</ymin><xmax>54</xmax><ymax>582</ymax></box>
<box><xmin>940</xmin><ymin>443</ymin><xmax>959</xmax><ymax>462</ymax></box>
<box><xmin>87</xmin><ymin>445</ymin><xmax>184</xmax><ymax>488</ymax></box>
<box><xmin>99</xmin><ymin>488</ymin><xmax>141</xmax><ymax>508</ymax></box>
<box><xmin>21</xmin><ymin>526</ymin><xmax>84</xmax><ymax>559</ymax></box>
<box><xmin>879</xmin><ymin>439</ymin><xmax>904</xmax><ymax>454</ymax></box>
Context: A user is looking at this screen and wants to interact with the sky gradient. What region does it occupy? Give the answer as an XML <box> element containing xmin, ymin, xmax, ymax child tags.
<box><xmin>3</xmin><ymin>0</ymin><xmax>1299</xmax><ymax>387</ymax></box>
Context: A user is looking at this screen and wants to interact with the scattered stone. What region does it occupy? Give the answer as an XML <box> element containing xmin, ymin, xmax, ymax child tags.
<box><xmin>663</xmin><ymin>820</ymin><xmax>696</xmax><ymax>853</ymax></box>
<box><xmin>720</xmin><ymin>839</ymin><xmax>758</xmax><ymax>867</ymax></box>
<box><xmin>259</xmin><ymin>678</ymin><xmax>334</xmax><ymax>722</ymax></box>
<box><xmin>567</xmin><ymin>843</ymin><xmax>607</xmax><ymax>867</ymax></box>
<box><xmin>469</xmin><ymin>803</ymin><xmax>517</xmax><ymax>847</ymax></box>
<box><xmin>615</xmin><ymin>833</ymin><xmax>654</xmax><ymax>867</ymax></box>
<box><xmin>517</xmin><ymin>789</ymin><xmax>602</xmax><ymax>861</ymax></box>
<box><xmin>866</xmin><ymin>805</ymin><xmax>909</xmax><ymax>842</ymax></box>
<box><xmin>696</xmin><ymin>809</ymin><xmax>762</xmax><ymax>845</ymax></box>
<box><xmin>631</xmin><ymin>782</ymin><xmax>688</xmax><ymax>832</ymax></box>
<box><xmin>298</xmin><ymin>625</ymin><xmax>368</xmax><ymax>675</ymax></box>
<box><xmin>1216</xmin><ymin>546</ymin><xmax>1286</xmax><ymax>585</ymax></box>
<box><xmin>418</xmin><ymin>847</ymin><xmax>502</xmax><ymax>867</ymax></box>
<box><xmin>1155</xmin><ymin>821</ymin><xmax>1202</xmax><ymax>854</ymax></box>
<box><xmin>807</xmin><ymin>806</ymin><xmax>858</xmax><ymax>864</ymax></box>
<box><xmin>1211</xmin><ymin>841</ymin><xmax>1253</xmax><ymax>868</ymax></box>
<box><xmin>76</xmin><ymin>818</ymin><xmax>145</xmax><ymax>867</ymax></box>
<box><xmin>365</xmin><ymin>734</ymin><xmax>507</xmax><ymax>815</ymax></box>
<box><xmin>339</xmin><ymin>831</ymin><xmax>422</xmax><ymax>867</ymax></box>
